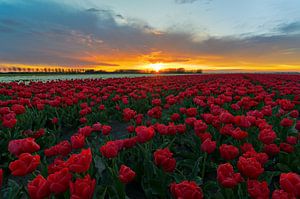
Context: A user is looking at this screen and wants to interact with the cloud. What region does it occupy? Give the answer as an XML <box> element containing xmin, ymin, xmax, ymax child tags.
<box><xmin>86</xmin><ymin>8</ymin><xmax>100</xmax><ymax>12</ymax></box>
<box><xmin>277</xmin><ymin>21</ymin><xmax>300</xmax><ymax>34</ymax></box>
<box><xmin>174</xmin><ymin>0</ymin><xmax>212</xmax><ymax>4</ymax></box>
<box><xmin>0</xmin><ymin>1</ymin><xmax>124</xmax><ymax>66</ymax></box>
<box><xmin>147</xmin><ymin>58</ymin><xmax>189</xmax><ymax>63</ymax></box>
<box><xmin>175</xmin><ymin>0</ymin><xmax>198</xmax><ymax>4</ymax></box>
<box><xmin>0</xmin><ymin>0</ymin><xmax>299</xmax><ymax>71</ymax></box>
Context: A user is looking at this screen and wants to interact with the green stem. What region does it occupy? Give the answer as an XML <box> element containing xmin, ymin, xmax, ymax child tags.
<box><xmin>224</xmin><ymin>188</ymin><xmax>233</xmax><ymax>199</ymax></box>
<box><xmin>175</xmin><ymin>168</ymin><xmax>185</xmax><ymax>179</ymax></box>
<box><xmin>167</xmin><ymin>137</ymin><xmax>176</xmax><ymax>148</ymax></box>
<box><xmin>201</xmin><ymin>152</ymin><xmax>207</xmax><ymax>178</ymax></box>
<box><xmin>237</xmin><ymin>183</ymin><xmax>243</xmax><ymax>199</ymax></box>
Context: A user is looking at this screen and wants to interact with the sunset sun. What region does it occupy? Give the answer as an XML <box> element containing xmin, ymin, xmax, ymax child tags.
<box><xmin>150</xmin><ymin>63</ymin><xmax>163</xmax><ymax>72</ymax></box>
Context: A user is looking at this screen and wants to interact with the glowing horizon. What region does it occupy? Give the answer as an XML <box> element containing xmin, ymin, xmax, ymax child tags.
<box><xmin>0</xmin><ymin>0</ymin><xmax>300</xmax><ymax>72</ymax></box>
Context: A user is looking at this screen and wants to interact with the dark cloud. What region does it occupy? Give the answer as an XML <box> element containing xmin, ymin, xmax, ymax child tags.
<box><xmin>277</xmin><ymin>22</ymin><xmax>300</xmax><ymax>34</ymax></box>
<box><xmin>174</xmin><ymin>0</ymin><xmax>212</xmax><ymax>4</ymax></box>
<box><xmin>0</xmin><ymin>18</ymin><xmax>22</xmax><ymax>26</ymax></box>
<box><xmin>86</xmin><ymin>8</ymin><xmax>100</xmax><ymax>12</ymax></box>
<box><xmin>115</xmin><ymin>14</ymin><xmax>124</xmax><ymax>19</ymax></box>
<box><xmin>175</xmin><ymin>0</ymin><xmax>198</xmax><ymax>4</ymax></box>
<box><xmin>0</xmin><ymin>0</ymin><xmax>299</xmax><ymax>69</ymax></box>
<box><xmin>0</xmin><ymin>18</ymin><xmax>22</xmax><ymax>33</ymax></box>
<box><xmin>0</xmin><ymin>26</ymin><xmax>12</xmax><ymax>33</ymax></box>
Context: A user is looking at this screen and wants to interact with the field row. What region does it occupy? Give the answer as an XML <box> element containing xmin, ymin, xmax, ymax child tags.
<box><xmin>0</xmin><ymin>74</ymin><xmax>299</xmax><ymax>198</ymax></box>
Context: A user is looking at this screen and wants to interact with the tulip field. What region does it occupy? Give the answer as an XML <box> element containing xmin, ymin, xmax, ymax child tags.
<box><xmin>0</xmin><ymin>74</ymin><xmax>300</xmax><ymax>199</ymax></box>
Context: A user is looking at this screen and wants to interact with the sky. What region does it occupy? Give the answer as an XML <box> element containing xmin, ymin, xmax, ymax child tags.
<box><xmin>0</xmin><ymin>0</ymin><xmax>300</xmax><ymax>72</ymax></box>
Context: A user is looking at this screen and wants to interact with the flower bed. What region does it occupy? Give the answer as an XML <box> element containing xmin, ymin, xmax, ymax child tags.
<box><xmin>0</xmin><ymin>74</ymin><xmax>299</xmax><ymax>198</ymax></box>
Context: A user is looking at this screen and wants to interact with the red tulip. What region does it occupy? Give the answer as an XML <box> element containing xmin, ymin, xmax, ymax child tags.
<box><xmin>240</xmin><ymin>143</ymin><xmax>254</xmax><ymax>153</ymax></box>
<box><xmin>185</xmin><ymin>117</ymin><xmax>196</xmax><ymax>126</ymax></box>
<box><xmin>154</xmin><ymin>148</ymin><xmax>176</xmax><ymax>173</ymax></box>
<box><xmin>66</xmin><ymin>148</ymin><xmax>92</xmax><ymax>173</ymax></box>
<box><xmin>2</xmin><ymin>118</ymin><xmax>17</xmax><ymax>128</ymax></box>
<box><xmin>27</xmin><ymin>175</ymin><xmax>51</xmax><ymax>199</ymax></box>
<box><xmin>135</xmin><ymin>126</ymin><xmax>155</xmax><ymax>143</ymax></box>
<box><xmin>176</xmin><ymin>124</ymin><xmax>186</xmax><ymax>134</ymax></box>
<box><xmin>186</xmin><ymin>108</ymin><xmax>197</xmax><ymax>117</ymax></box>
<box><xmin>100</xmin><ymin>141</ymin><xmax>119</xmax><ymax>158</ymax></box>
<box><xmin>219</xmin><ymin>112</ymin><xmax>234</xmax><ymax>124</ymax></box>
<box><xmin>8</xmin><ymin>138</ymin><xmax>40</xmax><ymax>156</ymax></box>
<box><xmin>98</xmin><ymin>104</ymin><xmax>105</xmax><ymax>110</ymax></box>
<box><xmin>263</xmin><ymin>144</ymin><xmax>280</xmax><ymax>157</ymax></box>
<box><xmin>152</xmin><ymin>99</ymin><xmax>161</xmax><ymax>106</ymax></box>
<box><xmin>179</xmin><ymin>107</ymin><xmax>186</xmax><ymax>114</ymax></box>
<box><xmin>170</xmin><ymin>180</ymin><xmax>203</xmax><ymax>199</ymax></box>
<box><xmin>9</xmin><ymin>153</ymin><xmax>40</xmax><ymax>176</ymax></box>
<box><xmin>289</xmin><ymin>109</ymin><xmax>298</xmax><ymax>118</ymax></box>
<box><xmin>272</xmin><ymin>189</ymin><xmax>295</xmax><ymax>199</ymax></box>
<box><xmin>200</xmin><ymin>139</ymin><xmax>216</xmax><ymax>154</ymax></box>
<box><xmin>48</xmin><ymin>157</ymin><xmax>68</xmax><ymax>174</ymax></box>
<box><xmin>156</xmin><ymin>123</ymin><xmax>168</xmax><ymax>135</ymax></box>
<box><xmin>242</xmin><ymin>150</ymin><xmax>269</xmax><ymax>165</ymax></box>
<box><xmin>123</xmin><ymin>108</ymin><xmax>137</xmax><ymax>122</ymax></box>
<box><xmin>118</xmin><ymin>165</ymin><xmax>136</xmax><ymax>184</ymax></box>
<box><xmin>295</xmin><ymin>120</ymin><xmax>300</xmax><ymax>131</ymax></box>
<box><xmin>11</xmin><ymin>104</ymin><xmax>26</xmax><ymax>114</ymax></box>
<box><xmin>286</xmin><ymin>136</ymin><xmax>297</xmax><ymax>145</ymax></box>
<box><xmin>167</xmin><ymin>123</ymin><xmax>177</xmax><ymax>135</ymax></box>
<box><xmin>219</xmin><ymin>144</ymin><xmax>239</xmax><ymax>160</ymax></box>
<box><xmin>44</xmin><ymin>140</ymin><xmax>72</xmax><ymax>157</ymax></box>
<box><xmin>280</xmin><ymin>118</ymin><xmax>294</xmax><ymax>127</ymax></box>
<box><xmin>123</xmin><ymin>137</ymin><xmax>138</xmax><ymax>149</ymax></box>
<box><xmin>247</xmin><ymin>180</ymin><xmax>270</xmax><ymax>199</ymax></box>
<box><xmin>278</xmin><ymin>99</ymin><xmax>294</xmax><ymax>111</ymax></box>
<box><xmin>231</xmin><ymin>128</ymin><xmax>248</xmax><ymax>140</ymax></box>
<box><xmin>0</xmin><ymin>107</ymin><xmax>10</xmax><ymax>115</ymax></box>
<box><xmin>217</xmin><ymin>163</ymin><xmax>243</xmax><ymax>188</ymax></box>
<box><xmin>92</xmin><ymin>122</ymin><xmax>102</xmax><ymax>132</ymax></box>
<box><xmin>126</xmin><ymin>125</ymin><xmax>135</xmax><ymax>133</ymax></box>
<box><xmin>33</xmin><ymin>128</ymin><xmax>45</xmax><ymax>139</ymax></box>
<box><xmin>234</xmin><ymin>115</ymin><xmax>251</xmax><ymax>128</ymax></box>
<box><xmin>280</xmin><ymin>142</ymin><xmax>294</xmax><ymax>153</ymax></box>
<box><xmin>237</xmin><ymin>157</ymin><xmax>264</xmax><ymax>179</ymax></box>
<box><xmin>147</xmin><ymin>106</ymin><xmax>162</xmax><ymax>119</ymax></box>
<box><xmin>51</xmin><ymin>117</ymin><xmax>58</xmax><ymax>124</ymax></box>
<box><xmin>78</xmin><ymin>126</ymin><xmax>93</xmax><ymax>137</ymax></box>
<box><xmin>101</xmin><ymin>125</ymin><xmax>112</xmax><ymax>136</ymax></box>
<box><xmin>258</xmin><ymin>128</ymin><xmax>277</xmax><ymax>144</ymax></box>
<box><xmin>280</xmin><ymin>172</ymin><xmax>300</xmax><ymax>197</ymax></box>
<box><xmin>171</xmin><ymin>113</ymin><xmax>180</xmax><ymax>121</ymax></box>
<box><xmin>194</xmin><ymin>120</ymin><xmax>207</xmax><ymax>134</ymax></box>
<box><xmin>71</xmin><ymin>133</ymin><xmax>85</xmax><ymax>149</ymax></box>
<box><xmin>47</xmin><ymin>168</ymin><xmax>72</xmax><ymax>194</ymax></box>
<box><xmin>70</xmin><ymin>174</ymin><xmax>95</xmax><ymax>199</ymax></box>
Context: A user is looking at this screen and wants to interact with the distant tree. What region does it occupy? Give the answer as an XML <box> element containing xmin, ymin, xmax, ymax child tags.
<box><xmin>11</xmin><ymin>66</ymin><xmax>17</xmax><ymax>72</ymax></box>
<box><xmin>177</xmin><ymin>68</ymin><xmax>185</xmax><ymax>73</ymax></box>
<box><xmin>196</xmin><ymin>69</ymin><xmax>202</xmax><ymax>74</ymax></box>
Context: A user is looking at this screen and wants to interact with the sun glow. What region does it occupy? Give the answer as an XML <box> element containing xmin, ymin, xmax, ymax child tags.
<box><xmin>149</xmin><ymin>63</ymin><xmax>163</xmax><ymax>72</ymax></box>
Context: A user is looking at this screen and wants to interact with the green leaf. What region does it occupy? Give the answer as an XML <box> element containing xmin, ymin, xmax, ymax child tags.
<box><xmin>189</xmin><ymin>157</ymin><xmax>202</xmax><ymax>179</ymax></box>
<box><xmin>94</xmin><ymin>156</ymin><xmax>106</xmax><ymax>175</ymax></box>
<box><xmin>262</xmin><ymin>171</ymin><xmax>281</xmax><ymax>185</ymax></box>
<box><xmin>276</xmin><ymin>163</ymin><xmax>291</xmax><ymax>172</ymax></box>
<box><xmin>210</xmin><ymin>190</ymin><xmax>225</xmax><ymax>199</ymax></box>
